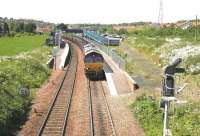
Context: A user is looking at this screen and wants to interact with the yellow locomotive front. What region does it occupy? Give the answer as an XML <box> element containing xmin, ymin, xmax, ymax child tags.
<box><xmin>84</xmin><ymin>45</ymin><xmax>104</xmax><ymax>79</ymax></box>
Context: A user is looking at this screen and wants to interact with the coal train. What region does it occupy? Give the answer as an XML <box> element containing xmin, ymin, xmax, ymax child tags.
<box><xmin>83</xmin><ymin>43</ymin><xmax>104</xmax><ymax>79</ymax></box>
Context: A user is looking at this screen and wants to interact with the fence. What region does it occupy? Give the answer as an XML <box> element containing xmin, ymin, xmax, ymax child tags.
<box><xmin>99</xmin><ymin>45</ymin><xmax>126</xmax><ymax>70</ymax></box>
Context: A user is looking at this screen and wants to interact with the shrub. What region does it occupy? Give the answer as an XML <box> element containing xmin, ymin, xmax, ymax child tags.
<box><xmin>170</xmin><ymin>103</ymin><xmax>200</xmax><ymax>136</ymax></box>
<box><xmin>8</xmin><ymin>31</ymin><xmax>16</xmax><ymax>37</ymax></box>
<box><xmin>131</xmin><ymin>94</ymin><xmax>200</xmax><ymax>136</ymax></box>
<box><xmin>0</xmin><ymin>48</ymin><xmax>51</xmax><ymax>135</ymax></box>
<box><xmin>130</xmin><ymin>94</ymin><xmax>163</xmax><ymax>136</ymax></box>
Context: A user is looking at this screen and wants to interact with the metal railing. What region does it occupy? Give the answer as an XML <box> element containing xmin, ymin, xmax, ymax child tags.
<box><xmin>99</xmin><ymin>45</ymin><xmax>126</xmax><ymax>70</ymax></box>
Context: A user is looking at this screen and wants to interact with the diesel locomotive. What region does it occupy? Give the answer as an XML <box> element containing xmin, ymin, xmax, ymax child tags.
<box><xmin>83</xmin><ymin>44</ymin><xmax>104</xmax><ymax>79</ymax></box>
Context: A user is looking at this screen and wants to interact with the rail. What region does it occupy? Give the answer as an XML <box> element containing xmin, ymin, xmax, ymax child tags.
<box><xmin>37</xmin><ymin>44</ymin><xmax>78</xmax><ymax>136</ymax></box>
<box><xmin>88</xmin><ymin>80</ymin><xmax>117</xmax><ymax>136</ymax></box>
<box><xmin>99</xmin><ymin>82</ymin><xmax>117</xmax><ymax>136</ymax></box>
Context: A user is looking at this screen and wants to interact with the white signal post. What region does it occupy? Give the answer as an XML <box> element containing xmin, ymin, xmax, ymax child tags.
<box><xmin>161</xmin><ymin>58</ymin><xmax>186</xmax><ymax>136</ymax></box>
<box><xmin>162</xmin><ymin>97</ymin><xmax>176</xmax><ymax>136</ymax></box>
<box><xmin>162</xmin><ymin>86</ymin><xmax>188</xmax><ymax>136</ymax></box>
<box><xmin>163</xmin><ymin>101</ymin><xmax>168</xmax><ymax>136</ymax></box>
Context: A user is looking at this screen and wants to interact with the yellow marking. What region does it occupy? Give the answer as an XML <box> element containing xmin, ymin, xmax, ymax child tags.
<box><xmin>85</xmin><ymin>63</ymin><xmax>103</xmax><ymax>71</ymax></box>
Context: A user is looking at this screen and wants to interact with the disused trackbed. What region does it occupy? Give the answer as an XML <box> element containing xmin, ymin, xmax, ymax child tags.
<box><xmin>37</xmin><ymin>45</ymin><xmax>78</xmax><ymax>136</ymax></box>
<box><xmin>88</xmin><ymin>80</ymin><xmax>117</xmax><ymax>136</ymax></box>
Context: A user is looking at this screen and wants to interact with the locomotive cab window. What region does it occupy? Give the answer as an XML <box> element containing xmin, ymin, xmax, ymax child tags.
<box><xmin>95</xmin><ymin>56</ymin><xmax>103</xmax><ymax>62</ymax></box>
<box><xmin>85</xmin><ymin>57</ymin><xmax>93</xmax><ymax>63</ymax></box>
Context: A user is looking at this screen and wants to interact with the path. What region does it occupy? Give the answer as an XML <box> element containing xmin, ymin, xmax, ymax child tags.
<box><xmin>121</xmin><ymin>45</ymin><xmax>162</xmax><ymax>91</ymax></box>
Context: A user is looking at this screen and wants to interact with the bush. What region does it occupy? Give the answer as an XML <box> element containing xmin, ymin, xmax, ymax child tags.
<box><xmin>131</xmin><ymin>94</ymin><xmax>200</xmax><ymax>136</ymax></box>
<box><xmin>134</xmin><ymin>36</ymin><xmax>166</xmax><ymax>51</ymax></box>
<box><xmin>8</xmin><ymin>31</ymin><xmax>16</xmax><ymax>37</ymax></box>
<box><xmin>0</xmin><ymin>67</ymin><xmax>32</xmax><ymax>135</ymax></box>
<box><xmin>170</xmin><ymin>103</ymin><xmax>200</xmax><ymax>136</ymax></box>
<box><xmin>0</xmin><ymin>48</ymin><xmax>51</xmax><ymax>135</ymax></box>
<box><xmin>130</xmin><ymin>94</ymin><xmax>163</xmax><ymax>136</ymax></box>
<box><xmin>131</xmin><ymin>26</ymin><xmax>199</xmax><ymax>38</ymax></box>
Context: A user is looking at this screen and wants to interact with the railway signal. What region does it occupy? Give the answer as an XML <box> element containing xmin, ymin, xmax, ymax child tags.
<box><xmin>161</xmin><ymin>58</ymin><xmax>186</xmax><ymax>136</ymax></box>
<box><xmin>162</xmin><ymin>58</ymin><xmax>185</xmax><ymax>97</ymax></box>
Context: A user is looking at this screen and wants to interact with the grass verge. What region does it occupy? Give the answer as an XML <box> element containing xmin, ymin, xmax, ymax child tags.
<box><xmin>0</xmin><ymin>35</ymin><xmax>47</xmax><ymax>56</ymax></box>
<box><xmin>130</xmin><ymin>94</ymin><xmax>200</xmax><ymax>136</ymax></box>
<box><xmin>130</xmin><ymin>94</ymin><xmax>163</xmax><ymax>136</ymax></box>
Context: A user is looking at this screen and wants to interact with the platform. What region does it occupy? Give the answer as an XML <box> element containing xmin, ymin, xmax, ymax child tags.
<box><xmin>59</xmin><ymin>43</ymin><xmax>69</xmax><ymax>69</ymax></box>
<box><xmin>101</xmin><ymin>50</ymin><xmax>137</xmax><ymax>96</ymax></box>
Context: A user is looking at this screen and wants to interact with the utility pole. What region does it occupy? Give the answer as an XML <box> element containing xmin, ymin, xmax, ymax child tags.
<box><xmin>195</xmin><ymin>15</ymin><xmax>198</xmax><ymax>41</ymax></box>
<box><xmin>158</xmin><ymin>0</ymin><xmax>164</xmax><ymax>27</ymax></box>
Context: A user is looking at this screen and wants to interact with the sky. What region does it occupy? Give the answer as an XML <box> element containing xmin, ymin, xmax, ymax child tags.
<box><xmin>0</xmin><ymin>0</ymin><xmax>199</xmax><ymax>24</ymax></box>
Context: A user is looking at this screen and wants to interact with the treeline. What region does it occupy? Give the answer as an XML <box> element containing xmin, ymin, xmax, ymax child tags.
<box><xmin>95</xmin><ymin>23</ymin><xmax>200</xmax><ymax>38</ymax></box>
<box><xmin>97</xmin><ymin>26</ymin><xmax>129</xmax><ymax>35</ymax></box>
<box><xmin>114</xmin><ymin>26</ymin><xmax>200</xmax><ymax>38</ymax></box>
<box><xmin>131</xmin><ymin>26</ymin><xmax>200</xmax><ymax>37</ymax></box>
<box><xmin>0</xmin><ymin>17</ymin><xmax>54</xmax><ymax>37</ymax></box>
<box><xmin>0</xmin><ymin>22</ymin><xmax>36</xmax><ymax>36</ymax></box>
<box><xmin>56</xmin><ymin>23</ymin><xmax>68</xmax><ymax>31</ymax></box>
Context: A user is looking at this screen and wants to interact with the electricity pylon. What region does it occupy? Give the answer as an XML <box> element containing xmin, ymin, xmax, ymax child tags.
<box><xmin>158</xmin><ymin>0</ymin><xmax>164</xmax><ymax>27</ymax></box>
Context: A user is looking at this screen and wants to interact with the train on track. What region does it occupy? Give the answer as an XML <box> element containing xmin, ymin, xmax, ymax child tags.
<box><xmin>83</xmin><ymin>43</ymin><xmax>105</xmax><ymax>79</ymax></box>
<box><xmin>83</xmin><ymin>31</ymin><xmax>120</xmax><ymax>45</ymax></box>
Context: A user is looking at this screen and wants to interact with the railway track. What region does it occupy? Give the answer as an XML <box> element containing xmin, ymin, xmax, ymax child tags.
<box><xmin>37</xmin><ymin>45</ymin><xmax>78</xmax><ymax>136</ymax></box>
<box><xmin>88</xmin><ymin>80</ymin><xmax>117</xmax><ymax>136</ymax></box>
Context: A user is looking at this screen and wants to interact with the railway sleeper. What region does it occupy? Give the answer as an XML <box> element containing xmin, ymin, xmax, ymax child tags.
<box><xmin>50</xmin><ymin>109</ymin><xmax>66</xmax><ymax>112</ymax></box>
<box><xmin>54</xmin><ymin>98</ymin><xmax>68</xmax><ymax>101</ymax></box>
<box><xmin>49</xmin><ymin>114</ymin><xmax>65</xmax><ymax>117</ymax></box>
<box><xmin>42</xmin><ymin>134</ymin><xmax>61</xmax><ymax>136</ymax></box>
<box><xmin>45</xmin><ymin>124</ymin><xmax>63</xmax><ymax>127</ymax></box>
<box><xmin>47</xmin><ymin>117</ymin><xmax>65</xmax><ymax>120</ymax></box>
<box><xmin>47</xmin><ymin>119</ymin><xmax>64</xmax><ymax>122</ymax></box>
<box><xmin>42</xmin><ymin>131</ymin><xmax>62</xmax><ymax>135</ymax></box>
<box><xmin>50</xmin><ymin>111</ymin><xmax>66</xmax><ymax>113</ymax></box>
<box><xmin>44</xmin><ymin>126</ymin><xmax>63</xmax><ymax>129</ymax></box>
<box><xmin>53</xmin><ymin>104</ymin><xmax>67</xmax><ymax>107</ymax></box>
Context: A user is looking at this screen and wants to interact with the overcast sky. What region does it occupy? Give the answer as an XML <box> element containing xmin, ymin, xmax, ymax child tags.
<box><xmin>0</xmin><ymin>0</ymin><xmax>199</xmax><ymax>24</ymax></box>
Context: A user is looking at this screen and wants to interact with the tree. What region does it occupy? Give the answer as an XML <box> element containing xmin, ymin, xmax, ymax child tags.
<box><xmin>100</xmin><ymin>27</ymin><xmax>107</xmax><ymax>33</ymax></box>
<box><xmin>9</xmin><ymin>22</ymin><xmax>15</xmax><ymax>32</ymax></box>
<box><xmin>24</xmin><ymin>23</ymin><xmax>36</xmax><ymax>33</ymax></box>
<box><xmin>3</xmin><ymin>22</ymin><xmax>9</xmax><ymax>34</ymax></box>
<box><xmin>19</xmin><ymin>23</ymin><xmax>25</xmax><ymax>32</ymax></box>
<box><xmin>16</xmin><ymin>22</ymin><xmax>25</xmax><ymax>32</ymax></box>
<box><xmin>56</xmin><ymin>23</ymin><xmax>68</xmax><ymax>31</ymax></box>
<box><xmin>118</xmin><ymin>28</ymin><xmax>128</xmax><ymax>35</ymax></box>
<box><xmin>0</xmin><ymin>25</ymin><xmax>2</xmax><ymax>34</ymax></box>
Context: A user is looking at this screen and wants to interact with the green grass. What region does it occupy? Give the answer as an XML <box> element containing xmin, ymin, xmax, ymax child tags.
<box><xmin>119</xmin><ymin>31</ymin><xmax>200</xmax><ymax>135</ymax></box>
<box><xmin>131</xmin><ymin>94</ymin><xmax>200</xmax><ymax>136</ymax></box>
<box><xmin>170</xmin><ymin>102</ymin><xmax>200</xmax><ymax>136</ymax></box>
<box><xmin>185</xmin><ymin>54</ymin><xmax>200</xmax><ymax>67</ymax></box>
<box><xmin>0</xmin><ymin>35</ymin><xmax>47</xmax><ymax>56</ymax></box>
<box><xmin>130</xmin><ymin>94</ymin><xmax>163</xmax><ymax>136</ymax></box>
